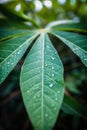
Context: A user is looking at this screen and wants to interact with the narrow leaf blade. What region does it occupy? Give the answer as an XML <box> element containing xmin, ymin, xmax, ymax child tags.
<box><xmin>0</xmin><ymin>32</ymin><xmax>38</xmax><ymax>84</ymax></box>
<box><xmin>51</xmin><ymin>23</ymin><xmax>87</xmax><ymax>33</ymax></box>
<box><xmin>51</xmin><ymin>31</ymin><xmax>87</xmax><ymax>67</ymax></box>
<box><xmin>20</xmin><ymin>33</ymin><xmax>64</xmax><ymax>130</ymax></box>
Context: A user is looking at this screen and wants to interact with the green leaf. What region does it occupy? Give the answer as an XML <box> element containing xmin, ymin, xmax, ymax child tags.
<box><xmin>0</xmin><ymin>29</ymin><xmax>31</xmax><ymax>41</ymax></box>
<box><xmin>20</xmin><ymin>33</ymin><xmax>64</xmax><ymax>130</ymax></box>
<box><xmin>62</xmin><ymin>94</ymin><xmax>87</xmax><ymax>120</ymax></box>
<box><xmin>51</xmin><ymin>30</ymin><xmax>87</xmax><ymax>67</ymax></box>
<box><xmin>49</xmin><ymin>23</ymin><xmax>87</xmax><ymax>33</ymax></box>
<box><xmin>0</xmin><ymin>31</ymin><xmax>38</xmax><ymax>84</ymax></box>
<box><xmin>0</xmin><ymin>19</ymin><xmax>32</xmax><ymax>30</ymax></box>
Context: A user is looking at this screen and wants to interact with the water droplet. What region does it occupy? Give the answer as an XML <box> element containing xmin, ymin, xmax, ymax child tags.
<box><xmin>11</xmin><ymin>63</ymin><xmax>13</xmax><ymax>65</ymax></box>
<box><xmin>27</xmin><ymin>90</ymin><xmax>30</xmax><ymax>93</ymax></box>
<box><xmin>45</xmin><ymin>113</ymin><xmax>48</xmax><ymax>117</ymax></box>
<box><xmin>52</xmin><ymin>104</ymin><xmax>54</xmax><ymax>107</ymax></box>
<box><xmin>73</xmin><ymin>48</ymin><xmax>79</xmax><ymax>55</ymax></box>
<box><xmin>52</xmin><ymin>73</ymin><xmax>54</xmax><ymax>77</ymax></box>
<box><xmin>52</xmin><ymin>66</ymin><xmax>54</xmax><ymax>70</ymax></box>
<box><xmin>45</xmin><ymin>63</ymin><xmax>48</xmax><ymax>66</ymax></box>
<box><xmin>49</xmin><ymin>83</ymin><xmax>53</xmax><ymax>88</ymax></box>
<box><xmin>17</xmin><ymin>51</ymin><xmax>20</xmax><ymax>54</ymax></box>
<box><xmin>84</xmin><ymin>59</ymin><xmax>87</xmax><ymax>61</ymax></box>
<box><xmin>7</xmin><ymin>62</ymin><xmax>10</xmax><ymax>65</ymax></box>
<box><xmin>51</xmin><ymin>57</ymin><xmax>54</xmax><ymax>60</ymax></box>
<box><xmin>57</xmin><ymin>91</ymin><xmax>60</xmax><ymax>93</ymax></box>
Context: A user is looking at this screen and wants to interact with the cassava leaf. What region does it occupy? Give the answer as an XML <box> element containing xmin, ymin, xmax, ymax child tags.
<box><xmin>0</xmin><ymin>31</ymin><xmax>38</xmax><ymax>84</ymax></box>
<box><xmin>51</xmin><ymin>31</ymin><xmax>87</xmax><ymax>67</ymax></box>
<box><xmin>0</xmin><ymin>29</ymin><xmax>31</xmax><ymax>41</ymax></box>
<box><xmin>20</xmin><ymin>32</ymin><xmax>64</xmax><ymax>130</ymax></box>
<box><xmin>62</xmin><ymin>94</ymin><xmax>87</xmax><ymax>120</ymax></box>
<box><xmin>0</xmin><ymin>19</ymin><xmax>32</xmax><ymax>30</ymax></box>
<box><xmin>50</xmin><ymin>23</ymin><xmax>87</xmax><ymax>33</ymax></box>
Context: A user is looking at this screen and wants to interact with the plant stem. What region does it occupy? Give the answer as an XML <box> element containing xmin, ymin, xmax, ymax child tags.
<box><xmin>21</xmin><ymin>14</ymin><xmax>40</xmax><ymax>28</ymax></box>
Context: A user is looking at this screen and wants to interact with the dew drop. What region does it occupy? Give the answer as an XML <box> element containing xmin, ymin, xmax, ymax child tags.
<box><xmin>52</xmin><ymin>66</ymin><xmax>54</xmax><ymax>70</ymax></box>
<box><xmin>49</xmin><ymin>83</ymin><xmax>53</xmax><ymax>88</ymax></box>
<box><xmin>52</xmin><ymin>73</ymin><xmax>54</xmax><ymax>77</ymax></box>
<box><xmin>27</xmin><ymin>90</ymin><xmax>30</xmax><ymax>93</ymax></box>
<box><xmin>74</xmin><ymin>48</ymin><xmax>78</xmax><ymax>51</ymax></box>
<box><xmin>45</xmin><ymin>63</ymin><xmax>48</xmax><ymax>66</ymax></box>
<box><xmin>33</xmin><ymin>87</ymin><xmax>35</xmax><ymax>90</ymax></box>
<box><xmin>45</xmin><ymin>113</ymin><xmax>48</xmax><ymax>117</ymax></box>
<box><xmin>57</xmin><ymin>91</ymin><xmax>60</xmax><ymax>94</ymax></box>
<box><xmin>51</xmin><ymin>57</ymin><xmax>54</xmax><ymax>60</ymax></box>
<box><xmin>17</xmin><ymin>51</ymin><xmax>20</xmax><ymax>54</ymax></box>
<box><xmin>7</xmin><ymin>62</ymin><xmax>10</xmax><ymax>65</ymax></box>
<box><xmin>84</xmin><ymin>58</ymin><xmax>87</xmax><ymax>61</ymax></box>
<box><xmin>11</xmin><ymin>62</ymin><xmax>13</xmax><ymax>65</ymax></box>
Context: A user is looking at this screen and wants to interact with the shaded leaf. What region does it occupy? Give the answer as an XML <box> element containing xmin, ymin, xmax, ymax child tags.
<box><xmin>20</xmin><ymin>33</ymin><xmax>64</xmax><ymax>130</ymax></box>
<box><xmin>0</xmin><ymin>31</ymin><xmax>38</xmax><ymax>84</ymax></box>
<box><xmin>62</xmin><ymin>94</ymin><xmax>87</xmax><ymax>120</ymax></box>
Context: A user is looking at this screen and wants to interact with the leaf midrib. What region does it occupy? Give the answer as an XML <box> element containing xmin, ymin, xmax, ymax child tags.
<box><xmin>41</xmin><ymin>33</ymin><xmax>45</xmax><ymax>129</ymax></box>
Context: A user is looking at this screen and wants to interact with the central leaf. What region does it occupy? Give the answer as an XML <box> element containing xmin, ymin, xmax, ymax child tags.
<box><xmin>20</xmin><ymin>33</ymin><xmax>64</xmax><ymax>130</ymax></box>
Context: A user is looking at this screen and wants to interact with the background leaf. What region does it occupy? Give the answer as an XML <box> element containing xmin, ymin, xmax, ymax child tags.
<box><xmin>0</xmin><ymin>31</ymin><xmax>38</xmax><ymax>84</ymax></box>
<box><xmin>20</xmin><ymin>33</ymin><xmax>64</xmax><ymax>130</ymax></box>
<box><xmin>62</xmin><ymin>94</ymin><xmax>87</xmax><ymax>120</ymax></box>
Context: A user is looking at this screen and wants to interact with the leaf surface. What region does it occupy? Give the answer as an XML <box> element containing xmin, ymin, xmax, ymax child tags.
<box><xmin>51</xmin><ymin>23</ymin><xmax>87</xmax><ymax>33</ymax></box>
<box><xmin>51</xmin><ymin>31</ymin><xmax>87</xmax><ymax>67</ymax></box>
<box><xmin>20</xmin><ymin>33</ymin><xmax>64</xmax><ymax>130</ymax></box>
<box><xmin>0</xmin><ymin>31</ymin><xmax>38</xmax><ymax>84</ymax></box>
<box><xmin>0</xmin><ymin>29</ymin><xmax>30</xmax><ymax>41</ymax></box>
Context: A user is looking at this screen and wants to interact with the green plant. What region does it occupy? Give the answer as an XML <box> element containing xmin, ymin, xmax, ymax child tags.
<box><xmin>0</xmin><ymin>1</ymin><xmax>87</xmax><ymax>130</ymax></box>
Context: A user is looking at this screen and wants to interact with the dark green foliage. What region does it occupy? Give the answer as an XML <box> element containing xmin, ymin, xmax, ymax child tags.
<box><xmin>0</xmin><ymin>1</ymin><xmax>87</xmax><ymax>130</ymax></box>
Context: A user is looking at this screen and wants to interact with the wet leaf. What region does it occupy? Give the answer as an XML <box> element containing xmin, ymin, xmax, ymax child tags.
<box><xmin>20</xmin><ymin>33</ymin><xmax>64</xmax><ymax>130</ymax></box>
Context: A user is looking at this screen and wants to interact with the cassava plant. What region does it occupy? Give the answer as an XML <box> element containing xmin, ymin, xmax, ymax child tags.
<box><xmin>0</xmin><ymin>1</ymin><xmax>87</xmax><ymax>130</ymax></box>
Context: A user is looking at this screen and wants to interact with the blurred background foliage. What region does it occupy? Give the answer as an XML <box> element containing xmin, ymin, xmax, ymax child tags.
<box><xmin>0</xmin><ymin>0</ymin><xmax>87</xmax><ymax>130</ymax></box>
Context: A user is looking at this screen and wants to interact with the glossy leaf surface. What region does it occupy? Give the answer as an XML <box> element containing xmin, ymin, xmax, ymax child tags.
<box><xmin>20</xmin><ymin>33</ymin><xmax>64</xmax><ymax>130</ymax></box>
